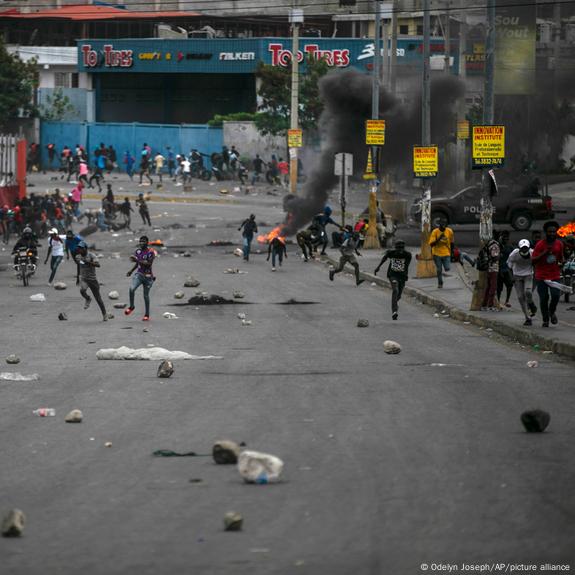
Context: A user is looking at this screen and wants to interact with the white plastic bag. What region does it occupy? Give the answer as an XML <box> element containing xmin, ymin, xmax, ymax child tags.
<box><xmin>238</xmin><ymin>450</ymin><xmax>284</xmax><ymax>484</ymax></box>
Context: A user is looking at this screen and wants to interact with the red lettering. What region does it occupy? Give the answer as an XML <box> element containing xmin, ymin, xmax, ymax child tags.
<box><xmin>269</xmin><ymin>43</ymin><xmax>283</xmax><ymax>66</ymax></box>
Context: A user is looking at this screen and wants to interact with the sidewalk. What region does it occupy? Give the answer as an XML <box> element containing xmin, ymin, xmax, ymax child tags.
<box><xmin>322</xmin><ymin>247</ymin><xmax>575</xmax><ymax>361</ymax></box>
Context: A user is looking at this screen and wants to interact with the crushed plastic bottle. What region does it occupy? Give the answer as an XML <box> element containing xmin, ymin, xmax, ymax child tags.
<box><xmin>33</xmin><ymin>408</ymin><xmax>55</xmax><ymax>417</ymax></box>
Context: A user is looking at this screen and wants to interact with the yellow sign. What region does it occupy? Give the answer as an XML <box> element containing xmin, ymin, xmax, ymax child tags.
<box><xmin>413</xmin><ymin>146</ymin><xmax>438</xmax><ymax>178</ymax></box>
<box><xmin>457</xmin><ymin>120</ymin><xmax>470</xmax><ymax>140</ymax></box>
<box><xmin>288</xmin><ymin>129</ymin><xmax>303</xmax><ymax>148</ymax></box>
<box><xmin>366</xmin><ymin>120</ymin><xmax>385</xmax><ymax>146</ymax></box>
<box><xmin>363</xmin><ymin>148</ymin><xmax>376</xmax><ymax>180</ymax></box>
<box><xmin>472</xmin><ymin>125</ymin><xmax>505</xmax><ymax>168</ymax></box>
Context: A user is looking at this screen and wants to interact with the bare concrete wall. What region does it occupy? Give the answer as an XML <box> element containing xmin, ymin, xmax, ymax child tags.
<box><xmin>223</xmin><ymin>121</ymin><xmax>287</xmax><ymax>163</ymax></box>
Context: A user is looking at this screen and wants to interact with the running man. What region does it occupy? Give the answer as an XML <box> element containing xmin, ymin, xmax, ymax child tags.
<box><xmin>238</xmin><ymin>214</ymin><xmax>258</xmax><ymax>261</ymax></box>
<box><xmin>329</xmin><ymin>227</ymin><xmax>364</xmax><ymax>286</ymax></box>
<box><xmin>75</xmin><ymin>241</ymin><xmax>108</xmax><ymax>321</ymax></box>
<box><xmin>136</xmin><ymin>193</ymin><xmax>152</xmax><ymax>226</ymax></box>
<box><xmin>125</xmin><ymin>235</ymin><xmax>155</xmax><ymax>321</ymax></box>
<box><xmin>266</xmin><ymin>235</ymin><xmax>287</xmax><ymax>271</ymax></box>
<box><xmin>374</xmin><ymin>239</ymin><xmax>412</xmax><ymax>320</ymax></box>
<box><xmin>44</xmin><ymin>228</ymin><xmax>66</xmax><ymax>285</ymax></box>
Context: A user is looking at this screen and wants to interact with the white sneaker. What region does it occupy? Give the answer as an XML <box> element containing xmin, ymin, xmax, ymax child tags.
<box><xmin>271</xmin><ymin>267</ymin><xmax>276</xmax><ymax>272</ymax></box>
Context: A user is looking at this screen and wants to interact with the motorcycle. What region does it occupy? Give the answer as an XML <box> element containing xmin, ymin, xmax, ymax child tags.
<box><xmin>14</xmin><ymin>249</ymin><xmax>37</xmax><ymax>286</ymax></box>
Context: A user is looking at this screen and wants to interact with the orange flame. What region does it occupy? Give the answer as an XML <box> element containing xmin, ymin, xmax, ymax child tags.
<box><xmin>257</xmin><ymin>226</ymin><xmax>286</xmax><ymax>244</ymax></box>
<box><xmin>558</xmin><ymin>222</ymin><xmax>575</xmax><ymax>237</ymax></box>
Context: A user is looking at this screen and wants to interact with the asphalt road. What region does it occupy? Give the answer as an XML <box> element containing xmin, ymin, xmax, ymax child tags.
<box><xmin>1</xmin><ymin>200</ymin><xmax>574</xmax><ymax>574</ymax></box>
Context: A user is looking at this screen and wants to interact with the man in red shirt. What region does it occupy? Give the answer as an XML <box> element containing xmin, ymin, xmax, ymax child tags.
<box><xmin>532</xmin><ymin>220</ymin><xmax>564</xmax><ymax>327</ymax></box>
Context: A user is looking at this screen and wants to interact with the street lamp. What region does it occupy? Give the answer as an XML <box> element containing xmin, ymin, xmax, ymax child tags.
<box><xmin>289</xmin><ymin>8</ymin><xmax>304</xmax><ymax>195</ymax></box>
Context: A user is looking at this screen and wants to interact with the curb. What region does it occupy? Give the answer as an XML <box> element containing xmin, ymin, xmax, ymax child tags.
<box><xmin>321</xmin><ymin>255</ymin><xmax>575</xmax><ymax>361</ymax></box>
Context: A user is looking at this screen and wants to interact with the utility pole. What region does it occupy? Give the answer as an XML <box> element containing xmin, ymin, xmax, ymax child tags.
<box><xmin>390</xmin><ymin>0</ymin><xmax>398</xmax><ymax>95</ymax></box>
<box><xmin>416</xmin><ymin>0</ymin><xmax>435</xmax><ymax>278</ymax></box>
<box><xmin>456</xmin><ymin>6</ymin><xmax>467</xmax><ymax>187</ymax></box>
<box><xmin>289</xmin><ymin>7</ymin><xmax>303</xmax><ymax>196</ymax></box>
<box><xmin>444</xmin><ymin>1</ymin><xmax>451</xmax><ymax>75</ymax></box>
<box><xmin>364</xmin><ymin>0</ymin><xmax>383</xmax><ymax>250</ymax></box>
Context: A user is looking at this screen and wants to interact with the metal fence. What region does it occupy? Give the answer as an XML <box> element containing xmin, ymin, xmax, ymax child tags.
<box><xmin>0</xmin><ymin>134</ymin><xmax>17</xmax><ymax>187</ymax></box>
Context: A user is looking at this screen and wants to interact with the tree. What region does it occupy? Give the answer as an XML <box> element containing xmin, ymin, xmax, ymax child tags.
<box><xmin>254</xmin><ymin>56</ymin><xmax>330</xmax><ymax>138</ymax></box>
<box><xmin>39</xmin><ymin>88</ymin><xmax>77</xmax><ymax>121</ymax></box>
<box><xmin>0</xmin><ymin>38</ymin><xmax>37</xmax><ymax>129</ymax></box>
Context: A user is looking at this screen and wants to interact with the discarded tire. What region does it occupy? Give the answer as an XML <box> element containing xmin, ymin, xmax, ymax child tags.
<box><xmin>1</xmin><ymin>509</ymin><xmax>25</xmax><ymax>537</ymax></box>
<box><xmin>521</xmin><ymin>409</ymin><xmax>550</xmax><ymax>433</ymax></box>
<box><xmin>212</xmin><ymin>440</ymin><xmax>241</xmax><ymax>464</ymax></box>
<box><xmin>383</xmin><ymin>340</ymin><xmax>402</xmax><ymax>354</ymax></box>
<box><xmin>157</xmin><ymin>360</ymin><xmax>174</xmax><ymax>378</ymax></box>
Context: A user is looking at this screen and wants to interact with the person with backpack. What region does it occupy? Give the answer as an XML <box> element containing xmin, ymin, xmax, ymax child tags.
<box><xmin>238</xmin><ymin>214</ymin><xmax>258</xmax><ymax>261</ymax></box>
<box><xmin>480</xmin><ymin>232</ymin><xmax>501</xmax><ymax>311</ymax></box>
<box><xmin>532</xmin><ymin>220</ymin><xmax>564</xmax><ymax>327</ymax></box>
<box><xmin>507</xmin><ymin>239</ymin><xmax>537</xmax><ymax>325</ymax></box>
<box><xmin>374</xmin><ymin>239</ymin><xmax>412</xmax><ymax>320</ymax></box>
<box><xmin>429</xmin><ymin>222</ymin><xmax>454</xmax><ymax>288</ymax></box>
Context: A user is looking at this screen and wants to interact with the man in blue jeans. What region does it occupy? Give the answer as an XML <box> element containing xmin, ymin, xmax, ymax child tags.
<box><xmin>124</xmin><ymin>235</ymin><xmax>155</xmax><ymax>321</ymax></box>
<box><xmin>429</xmin><ymin>222</ymin><xmax>454</xmax><ymax>288</ymax></box>
<box><xmin>238</xmin><ymin>214</ymin><xmax>258</xmax><ymax>261</ymax></box>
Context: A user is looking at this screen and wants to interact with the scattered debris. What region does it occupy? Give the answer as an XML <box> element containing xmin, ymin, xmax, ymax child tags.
<box><xmin>174</xmin><ymin>291</ymin><xmax>185</xmax><ymax>300</ymax></box>
<box><xmin>383</xmin><ymin>340</ymin><xmax>402</xmax><ymax>354</ymax></box>
<box><xmin>207</xmin><ymin>240</ymin><xmax>234</xmax><ymax>246</ymax></box>
<box><xmin>224</xmin><ymin>268</ymin><xmax>247</xmax><ymax>274</ymax></box>
<box><xmin>29</xmin><ymin>293</ymin><xmax>46</xmax><ymax>302</ymax></box>
<box><xmin>241</xmin><ymin>319</ymin><xmax>252</xmax><ymax>327</ymax></box>
<box><xmin>224</xmin><ymin>512</ymin><xmax>243</xmax><ymax>532</ymax></box>
<box><xmin>1</xmin><ymin>509</ymin><xmax>25</xmax><ymax>538</ymax></box>
<box><xmin>0</xmin><ymin>373</ymin><xmax>39</xmax><ymax>381</ymax></box>
<box><xmin>182</xmin><ymin>251</ymin><xmax>192</xmax><ymax>258</ymax></box>
<box><xmin>357</xmin><ymin>319</ymin><xmax>369</xmax><ymax>328</ymax></box>
<box><xmin>433</xmin><ymin>313</ymin><xmax>440</xmax><ymax>318</ymax></box>
<box><xmin>96</xmin><ymin>346</ymin><xmax>222</xmax><ymax>361</ymax></box>
<box><xmin>521</xmin><ymin>409</ymin><xmax>550</xmax><ymax>433</ymax></box>
<box><xmin>113</xmin><ymin>303</ymin><xmax>127</xmax><ymax>309</ymax></box>
<box><xmin>163</xmin><ymin>312</ymin><xmax>179</xmax><ymax>319</ymax></box>
<box><xmin>277</xmin><ymin>299</ymin><xmax>318</xmax><ymax>305</ymax></box>
<box><xmin>184</xmin><ymin>277</ymin><xmax>200</xmax><ymax>288</ymax></box>
<box><xmin>108</xmin><ymin>291</ymin><xmax>120</xmax><ymax>300</ymax></box>
<box><xmin>233</xmin><ymin>248</ymin><xmax>243</xmax><ymax>257</ymax></box>
<box><xmin>237</xmin><ymin>313</ymin><xmax>246</xmax><ymax>320</ymax></box>
<box><xmin>58</xmin><ymin>312</ymin><xmax>68</xmax><ymax>321</ymax></box>
<box><xmin>187</xmin><ymin>294</ymin><xmax>237</xmax><ymax>306</ymax></box>
<box><xmin>213</xmin><ymin>440</ymin><xmax>241</xmax><ymax>464</ymax></box>
<box><xmin>238</xmin><ymin>450</ymin><xmax>284</xmax><ymax>484</ymax></box>
<box><xmin>189</xmin><ymin>478</ymin><xmax>203</xmax><ymax>483</ymax></box>
<box><xmin>527</xmin><ymin>360</ymin><xmax>539</xmax><ymax>368</ymax></box>
<box><xmin>104</xmin><ymin>442</ymin><xmax>113</xmax><ymax>448</ymax></box>
<box><xmin>233</xmin><ymin>291</ymin><xmax>245</xmax><ymax>299</ymax></box>
<box><xmin>152</xmin><ymin>449</ymin><xmax>197</xmax><ymax>457</ymax></box>
<box><xmin>53</xmin><ymin>282</ymin><xmax>67</xmax><ymax>290</ymax></box>
<box><xmin>157</xmin><ymin>360</ymin><xmax>174</xmax><ymax>378</ymax></box>
<box><xmin>5</xmin><ymin>355</ymin><xmax>20</xmax><ymax>365</ymax></box>
<box><xmin>65</xmin><ymin>409</ymin><xmax>83</xmax><ymax>423</ymax></box>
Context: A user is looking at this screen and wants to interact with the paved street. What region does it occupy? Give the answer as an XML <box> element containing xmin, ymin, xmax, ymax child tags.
<box><xmin>1</xmin><ymin>195</ymin><xmax>574</xmax><ymax>574</ymax></box>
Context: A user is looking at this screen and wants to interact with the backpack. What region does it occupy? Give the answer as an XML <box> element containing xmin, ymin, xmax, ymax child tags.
<box><xmin>476</xmin><ymin>244</ymin><xmax>490</xmax><ymax>271</ymax></box>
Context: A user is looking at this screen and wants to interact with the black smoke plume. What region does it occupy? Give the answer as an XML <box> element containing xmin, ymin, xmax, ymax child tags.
<box><xmin>282</xmin><ymin>68</ymin><xmax>465</xmax><ymax>235</ymax></box>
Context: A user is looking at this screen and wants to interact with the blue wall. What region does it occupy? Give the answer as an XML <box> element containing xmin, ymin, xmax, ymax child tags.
<box><xmin>40</xmin><ymin>121</ymin><xmax>223</xmax><ymax>168</ymax></box>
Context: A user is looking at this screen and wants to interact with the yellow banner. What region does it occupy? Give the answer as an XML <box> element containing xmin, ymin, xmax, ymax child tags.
<box><xmin>366</xmin><ymin>119</ymin><xmax>385</xmax><ymax>146</ymax></box>
<box><xmin>457</xmin><ymin>120</ymin><xmax>470</xmax><ymax>140</ymax></box>
<box><xmin>472</xmin><ymin>125</ymin><xmax>505</xmax><ymax>168</ymax></box>
<box><xmin>413</xmin><ymin>146</ymin><xmax>438</xmax><ymax>178</ymax></box>
<box><xmin>288</xmin><ymin>129</ymin><xmax>303</xmax><ymax>148</ymax></box>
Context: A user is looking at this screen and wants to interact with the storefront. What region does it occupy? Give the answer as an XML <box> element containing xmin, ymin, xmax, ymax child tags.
<box><xmin>78</xmin><ymin>37</ymin><xmax>457</xmax><ymax>124</ymax></box>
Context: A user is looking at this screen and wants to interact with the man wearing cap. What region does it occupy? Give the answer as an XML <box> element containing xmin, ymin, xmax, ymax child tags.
<box><xmin>374</xmin><ymin>239</ymin><xmax>412</xmax><ymax>320</ymax></box>
<box><xmin>507</xmin><ymin>239</ymin><xmax>537</xmax><ymax>326</ymax></box>
<box><xmin>532</xmin><ymin>221</ymin><xmax>564</xmax><ymax>327</ymax></box>
<box><xmin>44</xmin><ymin>228</ymin><xmax>66</xmax><ymax>285</ymax></box>
<box><xmin>125</xmin><ymin>235</ymin><xmax>155</xmax><ymax>321</ymax></box>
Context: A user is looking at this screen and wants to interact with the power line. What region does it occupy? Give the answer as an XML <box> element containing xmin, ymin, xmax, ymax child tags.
<box><xmin>2</xmin><ymin>0</ymin><xmax>575</xmax><ymax>18</ymax></box>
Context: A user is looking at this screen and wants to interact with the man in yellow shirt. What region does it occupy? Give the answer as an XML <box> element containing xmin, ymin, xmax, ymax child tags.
<box><xmin>429</xmin><ymin>222</ymin><xmax>454</xmax><ymax>288</ymax></box>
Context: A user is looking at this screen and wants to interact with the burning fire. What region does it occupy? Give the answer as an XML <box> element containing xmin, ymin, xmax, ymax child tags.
<box><xmin>257</xmin><ymin>226</ymin><xmax>286</xmax><ymax>244</ymax></box>
<box><xmin>558</xmin><ymin>222</ymin><xmax>575</xmax><ymax>237</ymax></box>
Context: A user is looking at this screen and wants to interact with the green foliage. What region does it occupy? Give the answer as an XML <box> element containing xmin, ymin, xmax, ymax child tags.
<box><xmin>0</xmin><ymin>38</ymin><xmax>37</xmax><ymax>128</ymax></box>
<box><xmin>254</xmin><ymin>56</ymin><xmax>330</xmax><ymax>137</ymax></box>
<box><xmin>207</xmin><ymin>111</ymin><xmax>258</xmax><ymax>127</ymax></box>
<box><xmin>39</xmin><ymin>88</ymin><xmax>77</xmax><ymax>121</ymax></box>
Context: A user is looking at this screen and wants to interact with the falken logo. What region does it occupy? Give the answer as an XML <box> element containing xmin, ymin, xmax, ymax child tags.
<box><xmin>357</xmin><ymin>43</ymin><xmax>405</xmax><ymax>61</ymax></box>
<box><xmin>219</xmin><ymin>52</ymin><xmax>255</xmax><ymax>61</ymax></box>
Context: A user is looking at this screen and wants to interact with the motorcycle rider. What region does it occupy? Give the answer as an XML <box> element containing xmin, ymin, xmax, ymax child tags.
<box><xmin>12</xmin><ymin>226</ymin><xmax>38</xmax><ymax>267</ymax></box>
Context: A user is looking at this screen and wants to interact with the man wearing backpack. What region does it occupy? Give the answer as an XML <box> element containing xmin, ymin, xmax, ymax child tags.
<box><xmin>429</xmin><ymin>222</ymin><xmax>454</xmax><ymax>288</ymax></box>
<box><xmin>480</xmin><ymin>232</ymin><xmax>501</xmax><ymax>311</ymax></box>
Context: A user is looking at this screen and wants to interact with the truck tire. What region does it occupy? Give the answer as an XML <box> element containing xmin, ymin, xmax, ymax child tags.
<box><xmin>511</xmin><ymin>211</ymin><xmax>533</xmax><ymax>231</ymax></box>
<box><xmin>431</xmin><ymin>211</ymin><xmax>449</xmax><ymax>228</ymax></box>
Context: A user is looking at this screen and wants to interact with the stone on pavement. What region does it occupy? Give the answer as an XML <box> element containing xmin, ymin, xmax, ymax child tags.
<box><xmin>30</xmin><ymin>293</ymin><xmax>46</xmax><ymax>302</ymax></box>
<box><xmin>157</xmin><ymin>360</ymin><xmax>174</xmax><ymax>378</ymax></box>
<box><xmin>113</xmin><ymin>303</ymin><xmax>127</xmax><ymax>309</ymax></box>
<box><xmin>521</xmin><ymin>409</ymin><xmax>551</xmax><ymax>433</ymax></box>
<box><xmin>1</xmin><ymin>509</ymin><xmax>25</xmax><ymax>537</ymax></box>
<box><xmin>108</xmin><ymin>291</ymin><xmax>120</xmax><ymax>300</ymax></box>
<box><xmin>212</xmin><ymin>439</ymin><xmax>241</xmax><ymax>464</ymax></box>
<box><xmin>174</xmin><ymin>291</ymin><xmax>185</xmax><ymax>300</ymax></box>
<box><xmin>383</xmin><ymin>340</ymin><xmax>402</xmax><ymax>354</ymax></box>
<box><xmin>223</xmin><ymin>512</ymin><xmax>243</xmax><ymax>532</ymax></box>
<box><xmin>234</xmin><ymin>248</ymin><xmax>243</xmax><ymax>257</ymax></box>
<box><xmin>65</xmin><ymin>409</ymin><xmax>83</xmax><ymax>423</ymax></box>
<box><xmin>233</xmin><ymin>290</ymin><xmax>245</xmax><ymax>299</ymax></box>
<box><xmin>58</xmin><ymin>312</ymin><xmax>68</xmax><ymax>321</ymax></box>
<box><xmin>238</xmin><ymin>450</ymin><xmax>284</xmax><ymax>484</ymax></box>
<box><xmin>357</xmin><ymin>319</ymin><xmax>369</xmax><ymax>328</ymax></box>
<box><xmin>163</xmin><ymin>312</ymin><xmax>178</xmax><ymax>319</ymax></box>
<box><xmin>53</xmin><ymin>282</ymin><xmax>67</xmax><ymax>290</ymax></box>
<box><xmin>184</xmin><ymin>277</ymin><xmax>200</xmax><ymax>288</ymax></box>
<box><xmin>5</xmin><ymin>355</ymin><xmax>20</xmax><ymax>364</ymax></box>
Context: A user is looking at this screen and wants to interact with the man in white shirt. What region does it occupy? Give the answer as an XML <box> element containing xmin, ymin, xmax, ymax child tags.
<box><xmin>44</xmin><ymin>228</ymin><xmax>66</xmax><ymax>285</ymax></box>
<box><xmin>507</xmin><ymin>238</ymin><xmax>537</xmax><ymax>325</ymax></box>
